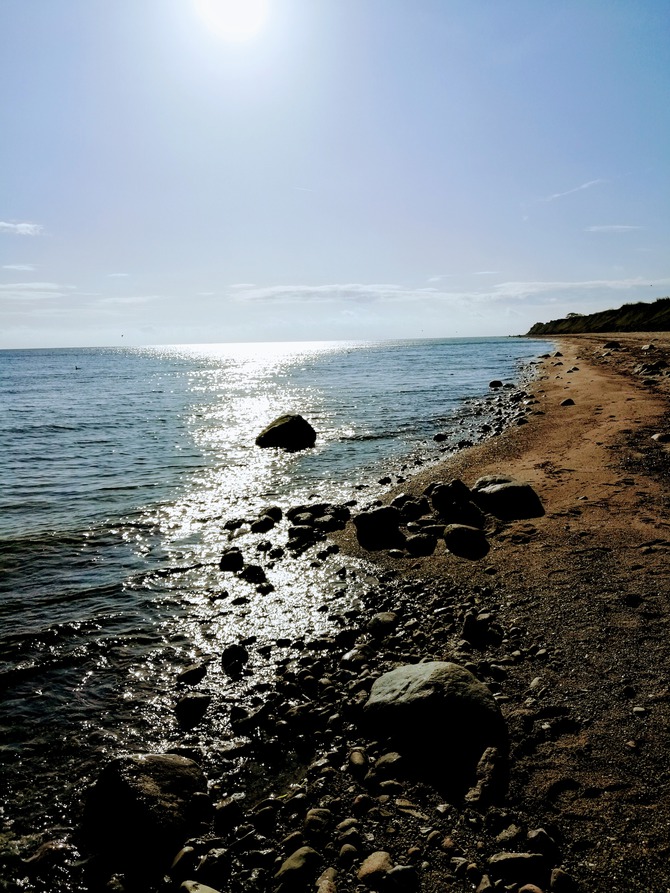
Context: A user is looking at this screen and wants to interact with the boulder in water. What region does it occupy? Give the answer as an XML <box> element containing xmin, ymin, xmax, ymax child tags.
<box><xmin>255</xmin><ymin>414</ymin><xmax>316</xmax><ymax>451</ymax></box>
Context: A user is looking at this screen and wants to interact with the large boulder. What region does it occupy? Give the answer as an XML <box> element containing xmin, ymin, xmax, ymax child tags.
<box><xmin>471</xmin><ymin>476</ymin><xmax>544</xmax><ymax>520</ymax></box>
<box><xmin>362</xmin><ymin>662</ymin><xmax>507</xmax><ymax>796</ymax></box>
<box><xmin>353</xmin><ymin>506</ymin><xmax>405</xmax><ymax>551</ymax></box>
<box><xmin>443</xmin><ymin>524</ymin><xmax>489</xmax><ymax>560</ymax></box>
<box><xmin>84</xmin><ymin>754</ymin><xmax>209</xmax><ymax>863</ymax></box>
<box><xmin>255</xmin><ymin>414</ymin><xmax>316</xmax><ymax>451</ymax></box>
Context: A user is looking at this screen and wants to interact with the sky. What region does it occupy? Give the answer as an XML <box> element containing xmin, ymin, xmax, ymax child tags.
<box><xmin>1</xmin><ymin>0</ymin><xmax>669</xmax><ymax>348</ymax></box>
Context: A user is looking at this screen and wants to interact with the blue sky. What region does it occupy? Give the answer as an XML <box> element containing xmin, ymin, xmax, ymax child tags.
<box><xmin>1</xmin><ymin>0</ymin><xmax>669</xmax><ymax>348</ymax></box>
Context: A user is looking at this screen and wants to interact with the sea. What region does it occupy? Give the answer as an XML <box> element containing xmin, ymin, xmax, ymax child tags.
<box><xmin>0</xmin><ymin>336</ymin><xmax>548</xmax><ymax>884</ymax></box>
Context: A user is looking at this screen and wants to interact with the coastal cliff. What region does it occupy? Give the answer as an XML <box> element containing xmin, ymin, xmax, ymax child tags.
<box><xmin>526</xmin><ymin>296</ymin><xmax>670</xmax><ymax>335</ymax></box>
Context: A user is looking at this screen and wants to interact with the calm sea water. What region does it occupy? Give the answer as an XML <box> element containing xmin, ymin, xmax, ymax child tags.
<box><xmin>0</xmin><ymin>337</ymin><xmax>547</xmax><ymax>874</ymax></box>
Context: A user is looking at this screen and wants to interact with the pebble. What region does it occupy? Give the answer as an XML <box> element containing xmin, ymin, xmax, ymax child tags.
<box><xmin>357</xmin><ymin>851</ymin><xmax>394</xmax><ymax>885</ymax></box>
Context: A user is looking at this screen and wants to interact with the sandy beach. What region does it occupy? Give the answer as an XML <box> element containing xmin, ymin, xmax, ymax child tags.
<box><xmin>333</xmin><ymin>333</ymin><xmax>670</xmax><ymax>891</ymax></box>
<box><xmin>72</xmin><ymin>334</ymin><xmax>670</xmax><ymax>893</ymax></box>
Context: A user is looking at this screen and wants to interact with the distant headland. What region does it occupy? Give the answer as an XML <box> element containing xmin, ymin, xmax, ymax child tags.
<box><xmin>525</xmin><ymin>295</ymin><xmax>670</xmax><ymax>335</ymax></box>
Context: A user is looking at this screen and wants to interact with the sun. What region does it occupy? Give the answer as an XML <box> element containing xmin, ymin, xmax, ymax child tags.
<box><xmin>194</xmin><ymin>0</ymin><xmax>270</xmax><ymax>41</ymax></box>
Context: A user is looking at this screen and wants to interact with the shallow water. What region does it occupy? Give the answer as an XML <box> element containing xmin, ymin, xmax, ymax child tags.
<box><xmin>0</xmin><ymin>336</ymin><xmax>547</xmax><ymax>871</ymax></box>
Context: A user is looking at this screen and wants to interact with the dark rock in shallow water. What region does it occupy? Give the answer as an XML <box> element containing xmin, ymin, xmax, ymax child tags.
<box><xmin>472</xmin><ymin>477</ymin><xmax>544</xmax><ymax>520</ymax></box>
<box><xmin>84</xmin><ymin>754</ymin><xmax>208</xmax><ymax>861</ymax></box>
<box><xmin>219</xmin><ymin>547</ymin><xmax>244</xmax><ymax>572</ymax></box>
<box><xmin>362</xmin><ymin>661</ymin><xmax>507</xmax><ymax>796</ymax></box>
<box><xmin>176</xmin><ymin>692</ymin><xmax>211</xmax><ymax>730</ymax></box>
<box><xmin>353</xmin><ymin>506</ymin><xmax>405</xmax><ymax>551</ymax></box>
<box><xmin>255</xmin><ymin>414</ymin><xmax>316</xmax><ymax>451</ymax></box>
<box><xmin>222</xmin><ymin>643</ymin><xmax>249</xmax><ymax>675</ymax></box>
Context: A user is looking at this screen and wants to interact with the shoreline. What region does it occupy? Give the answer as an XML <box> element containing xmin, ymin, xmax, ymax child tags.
<box><xmin>16</xmin><ymin>333</ymin><xmax>670</xmax><ymax>892</ymax></box>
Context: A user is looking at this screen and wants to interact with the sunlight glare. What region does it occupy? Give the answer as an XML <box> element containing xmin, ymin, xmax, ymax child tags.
<box><xmin>194</xmin><ymin>0</ymin><xmax>270</xmax><ymax>41</ymax></box>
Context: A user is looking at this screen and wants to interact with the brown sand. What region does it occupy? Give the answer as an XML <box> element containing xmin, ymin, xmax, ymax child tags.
<box><xmin>337</xmin><ymin>333</ymin><xmax>670</xmax><ymax>889</ymax></box>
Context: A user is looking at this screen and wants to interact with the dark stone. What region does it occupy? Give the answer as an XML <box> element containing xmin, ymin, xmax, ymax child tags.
<box><xmin>489</xmin><ymin>380</ymin><xmax>503</xmax><ymax>388</ymax></box>
<box><xmin>488</xmin><ymin>852</ymin><xmax>548</xmax><ymax>885</ymax></box>
<box><xmin>256</xmin><ymin>414</ymin><xmax>316</xmax><ymax>451</ymax></box>
<box><xmin>560</xmin><ymin>398</ymin><xmax>575</xmax><ymax>406</ymax></box>
<box><xmin>362</xmin><ymin>661</ymin><xmax>507</xmax><ymax>796</ymax></box>
<box><xmin>405</xmin><ymin>533</ymin><xmax>437</xmax><ymax>556</ymax></box>
<box><xmin>219</xmin><ymin>547</ymin><xmax>244</xmax><ymax>572</ymax></box>
<box><xmin>353</xmin><ymin>507</ymin><xmax>406</xmax><ymax>551</ymax></box>
<box><xmin>176</xmin><ymin>692</ymin><xmax>211</xmax><ymax>730</ymax></box>
<box><xmin>471</xmin><ymin>477</ymin><xmax>544</xmax><ymax>520</ymax></box>
<box><xmin>84</xmin><ymin>754</ymin><xmax>208</xmax><ymax>861</ymax></box>
<box><xmin>443</xmin><ymin>524</ymin><xmax>490</xmax><ymax>560</ymax></box>
<box><xmin>240</xmin><ymin>564</ymin><xmax>267</xmax><ymax>584</ymax></box>
<box><xmin>177</xmin><ymin>663</ymin><xmax>208</xmax><ymax>686</ymax></box>
<box><xmin>222</xmin><ymin>643</ymin><xmax>249</xmax><ymax>675</ymax></box>
<box><xmin>251</xmin><ymin>514</ymin><xmax>276</xmax><ymax>533</ymax></box>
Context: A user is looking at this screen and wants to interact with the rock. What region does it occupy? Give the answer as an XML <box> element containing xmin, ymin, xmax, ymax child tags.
<box><xmin>353</xmin><ymin>507</ymin><xmax>405</xmax><ymax>551</ymax></box>
<box><xmin>488</xmin><ymin>852</ymin><xmax>548</xmax><ymax>885</ymax></box>
<box><xmin>559</xmin><ymin>398</ymin><xmax>575</xmax><ymax>406</ymax></box>
<box><xmin>651</xmin><ymin>432</ymin><xmax>670</xmax><ymax>443</ymax></box>
<box><xmin>386</xmin><ymin>864</ymin><xmax>419</xmax><ymax>890</ymax></box>
<box><xmin>304</xmin><ymin>808</ymin><xmax>333</xmax><ymax>835</ymax></box>
<box><xmin>489</xmin><ymin>380</ymin><xmax>503</xmax><ymax>388</ymax></box>
<box><xmin>405</xmin><ymin>533</ymin><xmax>437</xmax><ymax>556</ymax></box>
<box><xmin>256</xmin><ymin>414</ymin><xmax>316</xmax><ymax>451</ymax></box>
<box><xmin>316</xmin><ymin>867</ymin><xmax>338</xmax><ymax>893</ymax></box>
<box><xmin>219</xmin><ymin>547</ymin><xmax>244</xmax><ymax>572</ymax></box>
<box><xmin>357</xmin><ymin>851</ymin><xmax>394</xmax><ymax>887</ymax></box>
<box><xmin>181</xmin><ymin>883</ymin><xmax>223</xmax><ymax>893</ymax></box>
<box><xmin>603</xmin><ymin>340</ymin><xmax>620</xmax><ymax>349</ymax></box>
<box><xmin>464</xmin><ymin>746</ymin><xmax>507</xmax><ymax>806</ymax></box>
<box><xmin>181</xmin><ymin>882</ymin><xmax>224</xmax><ymax>893</ymax></box>
<box><xmin>222</xmin><ymin>643</ymin><xmax>249</xmax><ymax>675</ymax></box>
<box><xmin>177</xmin><ymin>663</ymin><xmax>208</xmax><ymax>686</ymax></box>
<box><xmin>176</xmin><ymin>692</ymin><xmax>211</xmax><ymax>730</ymax></box>
<box><xmin>362</xmin><ymin>662</ymin><xmax>507</xmax><ymax>795</ymax></box>
<box><xmin>84</xmin><ymin>754</ymin><xmax>208</xmax><ymax>860</ymax></box>
<box><xmin>274</xmin><ymin>846</ymin><xmax>322</xmax><ymax>887</ymax></box>
<box><xmin>471</xmin><ymin>478</ymin><xmax>544</xmax><ymax>520</ymax></box>
<box><xmin>518</xmin><ymin>886</ymin><xmax>545</xmax><ymax>893</ymax></box>
<box><xmin>443</xmin><ymin>524</ymin><xmax>490</xmax><ymax>560</ymax></box>
<box><xmin>367</xmin><ymin>612</ymin><xmax>399</xmax><ymax>637</ymax></box>
<box><xmin>239</xmin><ymin>563</ymin><xmax>267</xmax><ymax>584</ymax></box>
<box><xmin>550</xmin><ymin>867</ymin><xmax>579</xmax><ymax>891</ymax></box>
<box><xmin>251</xmin><ymin>514</ymin><xmax>276</xmax><ymax>533</ymax></box>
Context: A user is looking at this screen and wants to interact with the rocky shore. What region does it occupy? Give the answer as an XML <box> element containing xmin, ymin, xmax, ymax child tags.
<box><xmin>18</xmin><ymin>335</ymin><xmax>670</xmax><ymax>893</ymax></box>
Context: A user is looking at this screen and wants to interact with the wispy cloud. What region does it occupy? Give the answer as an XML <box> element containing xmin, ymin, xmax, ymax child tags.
<box><xmin>2</xmin><ymin>263</ymin><xmax>36</xmax><ymax>271</ymax></box>
<box><xmin>230</xmin><ymin>277</ymin><xmax>670</xmax><ymax>309</ymax></box>
<box><xmin>585</xmin><ymin>225</ymin><xmax>642</xmax><ymax>233</ymax></box>
<box><xmin>472</xmin><ymin>271</ymin><xmax>500</xmax><ymax>276</ymax></box>
<box><xmin>543</xmin><ymin>179</ymin><xmax>606</xmax><ymax>202</ymax></box>
<box><xmin>231</xmin><ymin>283</ymin><xmax>440</xmax><ymax>304</ymax></box>
<box><xmin>488</xmin><ymin>277</ymin><xmax>670</xmax><ymax>302</ymax></box>
<box><xmin>0</xmin><ymin>281</ymin><xmax>74</xmax><ymax>300</ymax></box>
<box><xmin>96</xmin><ymin>295</ymin><xmax>161</xmax><ymax>305</ymax></box>
<box><xmin>0</xmin><ymin>221</ymin><xmax>43</xmax><ymax>236</ymax></box>
<box><xmin>107</xmin><ymin>272</ymin><xmax>129</xmax><ymax>278</ymax></box>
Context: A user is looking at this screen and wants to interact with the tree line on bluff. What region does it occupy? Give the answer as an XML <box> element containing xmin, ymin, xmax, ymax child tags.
<box><xmin>525</xmin><ymin>296</ymin><xmax>670</xmax><ymax>335</ymax></box>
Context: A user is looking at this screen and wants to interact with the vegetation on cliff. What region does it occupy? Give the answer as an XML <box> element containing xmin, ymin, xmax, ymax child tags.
<box><xmin>525</xmin><ymin>296</ymin><xmax>670</xmax><ymax>335</ymax></box>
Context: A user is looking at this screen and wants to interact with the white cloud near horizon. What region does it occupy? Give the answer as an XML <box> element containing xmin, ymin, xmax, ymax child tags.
<box><xmin>2</xmin><ymin>263</ymin><xmax>36</xmax><ymax>271</ymax></box>
<box><xmin>0</xmin><ymin>221</ymin><xmax>43</xmax><ymax>236</ymax></box>
<box><xmin>107</xmin><ymin>272</ymin><xmax>129</xmax><ymax>278</ymax></box>
<box><xmin>585</xmin><ymin>225</ymin><xmax>642</xmax><ymax>232</ymax></box>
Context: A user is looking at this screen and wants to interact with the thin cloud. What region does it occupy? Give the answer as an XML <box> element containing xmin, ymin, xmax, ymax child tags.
<box><xmin>585</xmin><ymin>225</ymin><xmax>642</xmax><ymax>233</ymax></box>
<box><xmin>0</xmin><ymin>281</ymin><xmax>74</xmax><ymax>300</ymax></box>
<box><xmin>2</xmin><ymin>263</ymin><xmax>36</xmax><ymax>271</ymax></box>
<box><xmin>543</xmin><ymin>179</ymin><xmax>606</xmax><ymax>202</ymax></box>
<box><xmin>488</xmin><ymin>277</ymin><xmax>670</xmax><ymax>302</ymax></box>
<box><xmin>96</xmin><ymin>295</ymin><xmax>161</xmax><ymax>305</ymax></box>
<box><xmin>0</xmin><ymin>221</ymin><xmax>43</xmax><ymax>236</ymax></box>
<box><xmin>472</xmin><ymin>271</ymin><xmax>500</xmax><ymax>276</ymax></box>
<box><xmin>231</xmin><ymin>283</ymin><xmax>440</xmax><ymax>305</ymax></box>
<box><xmin>107</xmin><ymin>272</ymin><xmax>129</xmax><ymax>278</ymax></box>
